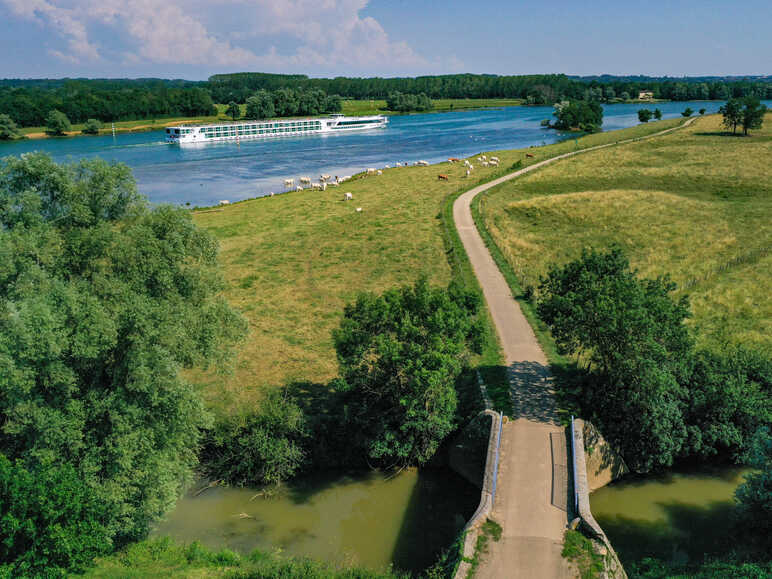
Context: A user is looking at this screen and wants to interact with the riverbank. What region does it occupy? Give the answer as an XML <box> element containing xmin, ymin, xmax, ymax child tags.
<box><xmin>15</xmin><ymin>98</ymin><xmax>523</xmax><ymax>140</ymax></box>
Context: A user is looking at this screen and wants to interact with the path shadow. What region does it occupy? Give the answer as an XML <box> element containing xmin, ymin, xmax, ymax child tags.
<box><xmin>508</xmin><ymin>360</ymin><xmax>561</xmax><ymax>424</ymax></box>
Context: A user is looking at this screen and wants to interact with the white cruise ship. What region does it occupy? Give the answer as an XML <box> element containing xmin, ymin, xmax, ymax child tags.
<box><xmin>165</xmin><ymin>114</ymin><xmax>387</xmax><ymax>144</ymax></box>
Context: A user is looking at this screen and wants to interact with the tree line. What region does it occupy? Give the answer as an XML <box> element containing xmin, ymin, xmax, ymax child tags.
<box><xmin>2</xmin><ymin>74</ymin><xmax>770</xmax><ymax>130</ymax></box>
<box><xmin>209</xmin><ymin>72</ymin><xmax>772</xmax><ymax>104</ymax></box>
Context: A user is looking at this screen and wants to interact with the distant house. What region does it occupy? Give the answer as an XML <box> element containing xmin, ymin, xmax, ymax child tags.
<box><xmin>638</xmin><ymin>90</ymin><xmax>654</xmax><ymax>100</ymax></box>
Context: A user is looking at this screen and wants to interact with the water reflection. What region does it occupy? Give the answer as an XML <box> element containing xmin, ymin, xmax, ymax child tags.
<box><xmin>152</xmin><ymin>468</ymin><xmax>477</xmax><ymax>573</ymax></box>
<box><xmin>590</xmin><ymin>466</ymin><xmax>751</xmax><ymax>565</ymax></box>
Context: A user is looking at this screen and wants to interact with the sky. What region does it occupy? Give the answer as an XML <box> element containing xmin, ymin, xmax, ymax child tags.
<box><xmin>0</xmin><ymin>0</ymin><xmax>769</xmax><ymax>80</ymax></box>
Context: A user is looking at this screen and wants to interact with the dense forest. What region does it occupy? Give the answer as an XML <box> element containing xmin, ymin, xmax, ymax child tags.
<box><xmin>1</xmin><ymin>73</ymin><xmax>771</xmax><ymax>128</ymax></box>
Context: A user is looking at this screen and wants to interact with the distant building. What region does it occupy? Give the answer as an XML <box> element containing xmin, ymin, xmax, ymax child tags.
<box><xmin>638</xmin><ymin>91</ymin><xmax>654</xmax><ymax>100</ymax></box>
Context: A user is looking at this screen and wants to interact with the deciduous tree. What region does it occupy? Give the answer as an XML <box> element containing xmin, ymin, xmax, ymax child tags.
<box><xmin>0</xmin><ymin>153</ymin><xmax>246</xmax><ymax>544</ymax></box>
<box><xmin>226</xmin><ymin>100</ymin><xmax>240</xmax><ymax>121</ymax></box>
<box><xmin>45</xmin><ymin>109</ymin><xmax>71</xmax><ymax>135</ymax></box>
<box><xmin>332</xmin><ymin>279</ymin><xmax>482</xmax><ymax>466</ymax></box>
<box><xmin>740</xmin><ymin>96</ymin><xmax>767</xmax><ymax>135</ymax></box>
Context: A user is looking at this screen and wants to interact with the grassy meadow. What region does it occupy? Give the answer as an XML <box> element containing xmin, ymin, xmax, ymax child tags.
<box><xmin>190</xmin><ymin>117</ymin><xmax>693</xmax><ymax>414</ymax></box>
<box><xmin>476</xmin><ymin>113</ymin><xmax>772</xmax><ymax>354</ymax></box>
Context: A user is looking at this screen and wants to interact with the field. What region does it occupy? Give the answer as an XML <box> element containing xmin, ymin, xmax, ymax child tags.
<box><xmin>476</xmin><ymin>113</ymin><xmax>772</xmax><ymax>354</ymax></box>
<box><xmin>189</xmin><ymin>117</ymin><xmax>691</xmax><ymax>414</ymax></box>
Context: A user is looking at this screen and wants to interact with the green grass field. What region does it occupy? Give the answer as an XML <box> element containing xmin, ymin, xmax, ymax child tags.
<box><xmin>189</xmin><ymin>117</ymin><xmax>693</xmax><ymax>414</ymax></box>
<box><xmin>476</xmin><ymin>113</ymin><xmax>772</xmax><ymax>354</ymax></box>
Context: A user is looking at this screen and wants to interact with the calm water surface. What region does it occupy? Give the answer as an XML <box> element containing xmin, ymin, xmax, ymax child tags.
<box><xmin>590</xmin><ymin>466</ymin><xmax>753</xmax><ymax>566</ymax></box>
<box><xmin>153</xmin><ymin>468</ymin><xmax>477</xmax><ymax>573</ymax></box>
<box><xmin>1</xmin><ymin>101</ymin><xmax>759</xmax><ymax>207</ymax></box>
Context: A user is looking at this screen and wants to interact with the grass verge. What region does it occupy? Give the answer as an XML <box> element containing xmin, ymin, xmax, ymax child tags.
<box><xmin>464</xmin><ymin>519</ymin><xmax>502</xmax><ymax>578</ymax></box>
<box><xmin>561</xmin><ymin>530</ymin><xmax>605</xmax><ymax>579</ymax></box>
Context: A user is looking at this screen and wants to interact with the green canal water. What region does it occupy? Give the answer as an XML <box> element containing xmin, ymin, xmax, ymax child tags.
<box><xmin>152</xmin><ymin>468</ymin><xmax>478</xmax><ymax>573</ymax></box>
<box><xmin>590</xmin><ymin>466</ymin><xmax>753</xmax><ymax>566</ymax></box>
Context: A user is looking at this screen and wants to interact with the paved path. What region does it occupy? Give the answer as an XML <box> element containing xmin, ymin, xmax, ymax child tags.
<box><xmin>453</xmin><ymin>119</ymin><xmax>696</xmax><ymax>578</ymax></box>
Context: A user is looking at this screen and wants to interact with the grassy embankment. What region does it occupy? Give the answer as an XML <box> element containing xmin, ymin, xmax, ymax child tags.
<box><xmin>81</xmin><ymin>537</ymin><xmax>404</xmax><ymax>579</ymax></box>
<box><xmin>189</xmin><ymin>117</ymin><xmax>688</xmax><ymax>417</ymax></box>
<box><xmin>18</xmin><ymin>99</ymin><xmax>522</xmax><ymax>139</ymax></box>
<box><xmin>475</xmin><ymin>113</ymin><xmax>772</xmax><ymax>356</ymax></box>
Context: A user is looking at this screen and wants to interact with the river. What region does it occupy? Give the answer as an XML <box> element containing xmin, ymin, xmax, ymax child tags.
<box><xmin>152</xmin><ymin>468</ymin><xmax>478</xmax><ymax>574</ymax></box>
<box><xmin>590</xmin><ymin>466</ymin><xmax>753</xmax><ymax>566</ymax></box>
<box><xmin>0</xmin><ymin>101</ymin><xmax>757</xmax><ymax>208</ymax></box>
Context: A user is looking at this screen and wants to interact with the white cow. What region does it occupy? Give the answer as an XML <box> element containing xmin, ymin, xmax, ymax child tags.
<box><xmin>416</xmin><ymin>160</ymin><xmax>429</xmax><ymax>166</ymax></box>
<box><xmin>356</xmin><ymin>207</ymin><xmax>363</xmax><ymax>212</ymax></box>
<box><xmin>482</xmin><ymin>161</ymin><xmax>490</xmax><ymax>167</ymax></box>
<box><xmin>328</xmin><ymin>181</ymin><xmax>339</xmax><ymax>187</ymax></box>
<box><xmin>464</xmin><ymin>160</ymin><xmax>471</xmax><ymax>167</ymax></box>
<box><xmin>366</xmin><ymin>168</ymin><xmax>377</xmax><ymax>175</ymax></box>
<box><xmin>321</xmin><ymin>174</ymin><xmax>332</xmax><ymax>181</ymax></box>
<box><xmin>344</xmin><ymin>192</ymin><xmax>353</xmax><ymax>201</ymax></box>
<box><xmin>490</xmin><ymin>156</ymin><xmax>500</xmax><ymax>163</ymax></box>
<box><xmin>295</xmin><ymin>185</ymin><xmax>303</xmax><ymax>192</ymax></box>
<box><xmin>468</xmin><ymin>164</ymin><xmax>474</xmax><ymax>170</ymax></box>
<box><xmin>465</xmin><ymin>169</ymin><xmax>471</xmax><ymax>177</ymax></box>
<box><xmin>490</xmin><ymin>160</ymin><xmax>499</xmax><ymax>166</ymax></box>
<box><xmin>481</xmin><ymin>155</ymin><xmax>487</xmax><ymax>161</ymax></box>
<box><xmin>284</xmin><ymin>178</ymin><xmax>294</xmax><ymax>188</ymax></box>
<box><xmin>218</xmin><ymin>200</ymin><xmax>230</xmax><ymax>205</ymax></box>
<box><xmin>376</xmin><ymin>170</ymin><xmax>383</xmax><ymax>175</ymax></box>
<box><xmin>300</xmin><ymin>177</ymin><xmax>312</xmax><ymax>185</ymax></box>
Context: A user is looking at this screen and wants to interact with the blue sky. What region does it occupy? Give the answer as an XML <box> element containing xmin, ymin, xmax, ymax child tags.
<box><xmin>0</xmin><ymin>0</ymin><xmax>769</xmax><ymax>80</ymax></box>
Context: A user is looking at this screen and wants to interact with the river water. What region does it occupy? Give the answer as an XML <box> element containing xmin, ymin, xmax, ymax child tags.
<box><xmin>0</xmin><ymin>101</ymin><xmax>753</xmax><ymax>208</ymax></box>
<box><xmin>152</xmin><ymin>468</ymin><xmax>478</xmax><ymax>573</ymax></box>
<box><xmin>590</xmin><ymin>466</ymin><xmax>753</xmax><ymax>566</ymax></box>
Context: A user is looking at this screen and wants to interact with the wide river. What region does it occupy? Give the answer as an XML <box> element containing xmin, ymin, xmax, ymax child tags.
<box><xmin>0</xmin><ymin>100</ymin><xmax>753</xmax><ymax>207</ymax></box>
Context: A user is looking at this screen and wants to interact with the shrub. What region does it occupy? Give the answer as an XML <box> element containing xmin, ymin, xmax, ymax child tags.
<box><xmin>0</xmin><ymin>113</ymin><xmax>24</xmax><ymax>140</ymax></box>
<box><xmin>203</xmin><ymin>389</ymin><xmax>308</xmax><ymax>486</ymax></box>
<box><xmin>82</xmin><ymin>118</ymin><xmax>104</xmax><ymax>134</ymax></box>
<box><xmin>0</xmin><ymin>455</ymin><xmax>111</xmax><ymax>576</ymax></box>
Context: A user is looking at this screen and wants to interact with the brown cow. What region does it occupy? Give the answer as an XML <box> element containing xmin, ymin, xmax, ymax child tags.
<box><xmin>438</xmin><ymin>174</ymin><xmax>449</xmax><ymax>181</ymax></box>
<box><xmin>526</xmin><ymin>153</ymin><xmax>535</xmax><ymax>158</ymax></box>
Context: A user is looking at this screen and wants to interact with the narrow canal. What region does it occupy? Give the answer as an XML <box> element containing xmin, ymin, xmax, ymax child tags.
<box><xmin>590</xmin><ymin>466</ymin><xmax>752</xmax><ymax>566</ymax></box>
<box><xmin>153</xmin><ymin>468</ymin><xmax>478</xmax><ymax>573</ymax></box>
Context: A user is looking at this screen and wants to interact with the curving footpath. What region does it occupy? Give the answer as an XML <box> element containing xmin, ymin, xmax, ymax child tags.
<box><xmin>453</xmin><ymin>118</ymin><xmax>696</xmax><ymax>578</ymax></box>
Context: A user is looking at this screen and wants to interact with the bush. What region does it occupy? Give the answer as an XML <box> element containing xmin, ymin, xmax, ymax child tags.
<box><xmin>0</xmin><ymin>113</ymin><xmax>24</xmax><ymax>140</ymax></box>
<box><xmin>385</xmin><ymin>91</ymin><xmax>433</xmax><ymax>112</ymax></box>
<box><xmin>638</xmin><ymin>109</ymin><xmax>652</xmax><ymax>123</ymax></box>
<box><xmin>203</xmin><ymin>389</ymin><xmax>308</xmax><ymax>486</ymax></box>
<box><xmin>82</xmin><ymin>118</ymin><xmax>104</xmax><ymax>134</ymax></box>
<box><xmin>681</xmin><ymin>107</ymin><xmax>694</xmax><ymax>117</ymax></box>
<box><xmin>0</xmin><ymin>455</ymin><xmax>111</xmax><ymax>576</ymax></box>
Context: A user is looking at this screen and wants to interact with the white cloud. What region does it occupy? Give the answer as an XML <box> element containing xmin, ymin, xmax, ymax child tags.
<box><xmin>0</xmin><ymin>0</ymin><xmax>431</xmax><ymax>72</ymax></box>
<box><xmin>4</xmin><ymin>0</ymin><xmax>100</xmax><ymax>61</ymax></box>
